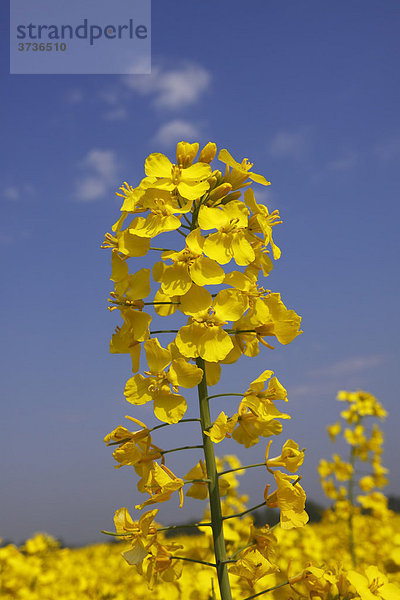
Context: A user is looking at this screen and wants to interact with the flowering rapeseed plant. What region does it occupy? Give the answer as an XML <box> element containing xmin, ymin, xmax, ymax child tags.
<box><xmin>102</xmin><ymin>141</ymin><xmax>307</xmax><ymax>599</ymax></box>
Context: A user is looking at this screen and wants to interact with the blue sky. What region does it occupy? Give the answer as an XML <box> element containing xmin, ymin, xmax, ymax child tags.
<box><xmin>1</xmin><ymin>0</ymin><xmax>400</xmax><ymax>545</ymax></box>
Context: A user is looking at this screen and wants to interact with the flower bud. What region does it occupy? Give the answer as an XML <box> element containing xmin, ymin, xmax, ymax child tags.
<box><xmin>176</xmin><ymin>142</ymin><xmax>199</xmax><ymax>168</ymax></box>
<box><xmin>208</xmin><ymin>182</ymin><xmax>233</xmax><ymax>202</ymax></box>
<box><xmin>199</xmin><ymin>142</ymin><xmax>217</xmax><ymax>163</ymax></box>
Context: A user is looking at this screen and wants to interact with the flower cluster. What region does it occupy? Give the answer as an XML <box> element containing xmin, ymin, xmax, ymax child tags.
<box><xmin>102</xmin><ymin>141</ymin><xmax>306</xmax><ymax>598</ymax></box>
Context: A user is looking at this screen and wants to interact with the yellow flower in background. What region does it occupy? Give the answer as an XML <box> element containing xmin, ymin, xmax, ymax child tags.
<box><xmin>144</xmin><ymin>152</ymin><xmax>211</xmax><ymax>200</ymax></box>
<box><xmin>184</xmin><ymin>460</ymin><xmax>230</xmax><ymax>499</ymax></box>
<box><xmin>332</xmin><ymin>454</ymin><xmax>353</xmax><ymax>481</ymax></box>
<box><xmin>327</xmin><ymin>421</ymin><xmax>341</xmax><ymax>443</ymax></box>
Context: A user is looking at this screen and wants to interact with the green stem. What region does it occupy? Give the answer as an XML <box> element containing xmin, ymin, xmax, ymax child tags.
<box><xmin>206</xmin><ymin>393</ymin><xmax>244</xmax><ymax>401</ymax></box>
<box><xmin>150</xmin><ymin>329</ymin><xmax>179</xmax><ymax>335</ymax></box>
<box><xmin>244</xmin><ymin>580</ymin><xmax>289</xmax><ymax>600</ymax></box>
<box><xmin>184</xmin><ymin>478</ymin><xmax>212</xmax><ymax>484</ymax></box>
<box><xmin>161</xmin><ymin>444</ymin><xmax>203</xmax><ymax>456</ymax></box>
<box><xmin>149</xmin><ymin>247</ymin><xmax>174</xmax><ymax>252</ymax></box>
<box><xmin>101</xmin><ymin>530</ymin><xmax>132</xmax><ymax>537</ymax></box>
<box><xmin>170</xmin><ymin>556</ymin><xmax>216</xmax><ymax>568</ymax></box>
<box><xmin>229</xmin><ymin>542</ymin><xmax>254</xmax><ymax>561</ymax></box>
<box><xmin>157</xmin><ymin>522</ymin><xmax>212</xmax><ymax>532</ymax></box>
<box><xmin>222</xmin><ymin>501</ymin><xmax>266</xmax><ymax>521</ymax></box>
<box><xmin>218</xmin><ymin>462</ymin><xmax>266</xmax><ymax>477</ymax></box>
<box><xmin>150</xmin><ymin>418</ymin><xmax>201</xmax><ymax>432</ymax></box>
<box><xmin>196</xmin><ymin>357</ymin><xmax>232</xmax><ymax>600</ymax></box>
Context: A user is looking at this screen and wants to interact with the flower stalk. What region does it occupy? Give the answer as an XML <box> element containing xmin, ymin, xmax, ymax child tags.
<box><xmin>197</xmin><ymin>356</ymin><xmax>232</xmax><ymax>600</ymax></box>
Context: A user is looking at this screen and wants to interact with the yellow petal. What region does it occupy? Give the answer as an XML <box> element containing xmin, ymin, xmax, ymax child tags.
<box><xmin>175</xmin><ymin>323</ymin><xmax>203</xmax><ymax>358</ymax></box>
<box><xmin>198</xmin><ymin>205</ymin><xmax>229</xmax><ymax>231</ymax></box>
<box><xmin>153</xmin><ymin>390</ymin><xmax>187</xmax><ymax>424</ymax></box>
<box><xmin>161</xmin><ymin>263</ymin><xmax>192</xmax><ymax>296</ymax></box>
<box><xmin>179</xmin><ymin>284</ymin><xmax>212</xmax><ymax>315</ymax></box>
<box><xmin>169</xmin><ymin>358</ymin><xmax>203</xmax><ymax>388</ymax></box>
<box><xmin>126</xmin><ymin>268</ymin><xmax>151</xmax><ymax>301</ymax></box>
<box><xmin>118</xmin><ymin>230</ymin><xmax>151</xmax><ymax>256</ymax></box>
<box><xmin>182</xmin><ymin>162</ymin><xmax>211</xmax><ymax>181</ymax></box>
<box><xmin>121</xmin><ymin>541</ymin><xmax>148</xmax><ymax>566</ymax></box>
<box><xmin>189</xmin><ymin>255</ymin><xmax>225</xmax><ymax>286</ymax></box>
<box><xmin>144</xmin><ymin>338</ymin><xmax>172</xmax><ymax>373</ymax></box>
<box><xmin>129</xmin><ymin>343</ymin><xmax>141</xmax><ymax>373</ymax></box>
<box><xmin>145</xmin><ymin>153</ymin><xmax>172</xmax><ymax>178</ymax></box>
<box><xmin>185</xmin><ymin>228</ymin><xmax>205</xmax><ymax>255</ymax></box>
<box><xmin>213</xmin><ymin>288</ymin><xmax>248</xmax><ymax>322</ymax></box>
<box><xmin>231</xmin><ymin>231</ymin><xmax>255</xmax><ymax>266</ymax></box>
<box><xmin>177</xmin><ymin>180</ymin><xmax>210</xmax><ymax>200</ymax></box>
<box><xmin>224</xmin><ymin>270</ymin><xmax>253</xmax><ymax>291</ymax></box>
<box><xmin>111</xmin><ymin>251</ymin><xmax>129</xmax><ymax>283</ymax></box>
<box><xmin>203</xmin><ymin>232</ymin><xmax>232</xmax><ymax>264</ymax></box>
<box><xmin>205</xmin><ymin>361</ymin><xmax>221</xmax><ymax>386</ymax></box>
<box><xmin>153</xmin><ymin>288</ymin><xmax>179</xmax><ymax>316</ymax></box>
<box><xmin>124</xmin><ymin>374</ymin><xmax>153</xmax><ymax>405</ymax></box>
<box><xmin>198</xmin><ymin>326</ymin><xmax>234</xmax><ymax>362</ymax></box>
<box><xmin>129</xmin><ymin>214</ymin><xmax>181</xmax><ymax>238</ymax></box>
<box><xmin>126</xmin><ymin>310</ymin><xmax>152</xmax><ymax>342</ymax></box>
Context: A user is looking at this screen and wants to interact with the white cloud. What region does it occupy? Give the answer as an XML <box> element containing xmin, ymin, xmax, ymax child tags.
<box><xmin>268</xmin><ymin>131</ymin><xmax>309</xmax><ymax>159</ymax></box>
<box><xmin>75</xmin><ymin>149</ymin><xmax>119</xmax><ymax>202</ymax></box>
<box><xmin>309</xmin><ymin>355</ymin><xmax>384</xmax><ymax>378</ymax></box>
<box><xmin>3</xmin><ymin>186</ymin><xmax>20</xmax><ymax>200</ymax></box>
<box><xmin>375</xmin><ymin>136</ymin><xmax>400</xmax><ymax>161</ymax></box>
<box><xmin>3</xmin><ymin>184</ymin><xmax>35</xmax><ymax>201</ymax></box>
<box><xmin>124</xmin><ymin>63</ymin><xmax>211</xmax><ymax>110</ymax></box>
<box><xmin>326</xmin><ymin>151</ymin><xmax>358</xmax><ymax>171</ymax></box>
<box><xmin>103</xmin><ymin>107</ymin><xmax>129</xmax><ymax>121</ymax></box>
<box><xmin>66</xmin><ymin>89</ymin><xmax>84</xmax><ymax>104</ymax></box>
<box><xmin>153</xmin><ymin>120</ymin><xmax>202</xmax><ymax>147</ymax></box>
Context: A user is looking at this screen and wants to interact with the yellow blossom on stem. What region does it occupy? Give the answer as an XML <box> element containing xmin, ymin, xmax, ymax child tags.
<box><xmin>265</xmin><ymin>470</ymin><xmax>309</xmax><ymax>529</ymax></box>
<box><xmin>266</xmin><ymin>439</ymin><xmax>305</xmax><ymax>473</ymax></box>
<box><xmin>136</xmin><ymin>463</ymin><xmax>184</xmax><ymax>510</ymax></box>
<box><xmin>205</xmin><ymin>411</ymin><xmax>238</xmax><ymax>443</ymax></box>
<box><xmin>144</xmin><ymin>152</ymin><xmax>211</xmax><ymax>201</ymax></box>
<box><xmin>113</xmin><ymin>507</ymin><xmax>158</xmax><ymax>566</ymax></box>
<box><xmin>175</xmin><ymin>309</ymin><xmax>234</xmax><ymax>362</ymax></box>
<box><xmin>198</xmin><ymin>201</ymin><xmax>256</xmax><ymax>266</ymax></box>
<box><xmin>124</xmin><ymin>338</ymin><xmax>203</xmax><ymax>423</ymax></box>
<box><xmin>244</xmin><ymin>188</ymin><xmax>282</xmax><ymax>259</ymax></box>
<box><xmin>218</xmin><ymin>148</ymin><xmax>271</xmax><ymax>188</ymax></box>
